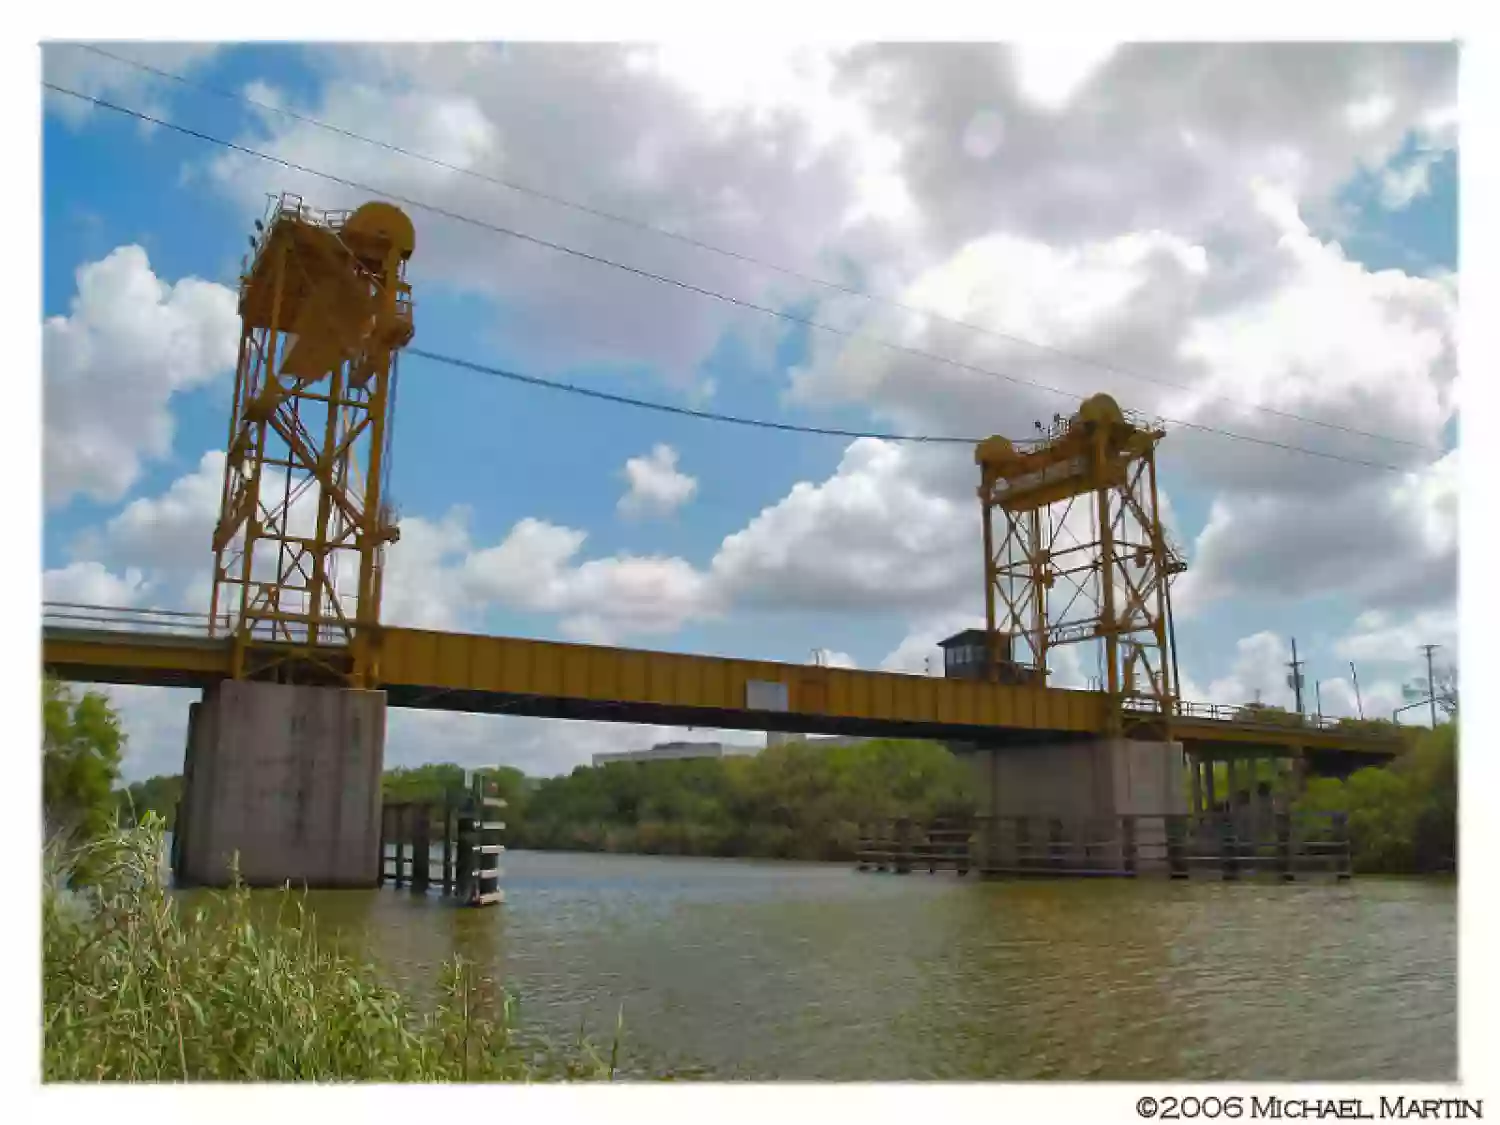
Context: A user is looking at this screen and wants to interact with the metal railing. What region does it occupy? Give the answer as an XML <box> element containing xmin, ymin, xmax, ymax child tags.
<box><xmin>41</xmin><ymin>601</ymin><xmax>231</xmax><ymax>638</ymax></box>
<box><xmin>1122</xmin><ymin>694</ymin><xmax>1399</xmax><ymax>737</ymax></box>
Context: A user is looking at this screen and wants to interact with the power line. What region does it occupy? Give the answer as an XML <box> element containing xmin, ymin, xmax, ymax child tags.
<box><xmin>45</xmin><ymin>81</ymin><xmax>1427</xmax><ymax>476</ymax></box>
<box><xmin>407</xmin><ymin>347</ymin><xmax>978</xmax><ymax>444</ymax></box>
<box><xmin>409</xmin><ymin>347</ymin><xmax>1418</xmax><ymax>476</ymax></box>
<box><xmin>71</xmin><ymin>42</ymin><xmax>1441</xmax><ymax>455</ymax></box>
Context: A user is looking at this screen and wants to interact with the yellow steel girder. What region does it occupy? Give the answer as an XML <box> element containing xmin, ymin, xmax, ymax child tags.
<box><xmin>40</xmin><ymin>624</ymin><xmax>1402</xmax><ymax>758</ymax></box>
<box><xmin>380</xmin><ymin>628</ymin><xmax>1107</xmax><ymax>732</ymax></box>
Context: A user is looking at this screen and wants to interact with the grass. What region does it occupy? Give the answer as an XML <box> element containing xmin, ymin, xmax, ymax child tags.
<box><xmin>42</xmin><ymin>816</ymin><xmax>620</xmax><ymax>1082</ymax></box>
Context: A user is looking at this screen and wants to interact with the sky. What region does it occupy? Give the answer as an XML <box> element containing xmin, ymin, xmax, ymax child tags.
<box><xmin>38</xmin><ymin>41</ymin><xmax>1460</xmax><ymax>781</ymax></box>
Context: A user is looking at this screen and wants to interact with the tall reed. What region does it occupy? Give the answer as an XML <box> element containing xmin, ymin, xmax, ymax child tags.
<box><xmin>42</xmin><ymin>816</ymin><xmax>617</xmax><ymax>1081</ymax></box>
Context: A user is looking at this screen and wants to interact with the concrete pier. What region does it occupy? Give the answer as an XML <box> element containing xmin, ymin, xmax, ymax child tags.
<box><xmin>174</xmin><ymin>680</ymin><xmax>387</xmax><ymax>888</ymax></box>
<box><xmin>969</xmin><ymin>737</ymin><xmax>1190</xmax><ymax>871</ymax></box>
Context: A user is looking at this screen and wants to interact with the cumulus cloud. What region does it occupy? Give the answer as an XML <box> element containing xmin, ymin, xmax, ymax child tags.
<box><xmin>1335</xmin><ymin>607</ymin><xmax>1458</xmax><ymax>665</ymax></box>
<box><xmin>199</xmin><ymin>43</ymin><xmax>910</xmax><ymax>389</ymax></box>
<box><xmin>709</xmin><ymin>438</ymin><xmax>974</xmax><ymax>613</ymax></box>
<box><xmin>1177</xmin><ymin>450</ymin><xmax>1457</xmax><ymax>617</ymax></box>
<box><xmin>834</xmin><ymin>42</ymin><xmax>1455</xmax><ymax>255</ymax></box>
<box><xmin>43</xmin><ymin>561</ymin><xmax>151</xmax><ymax>609</ymax></box>
<box><xmin>618</xmin><ymin>444</ymin><xmax>697</xmax><ymax>518</ymax></box>
<box><xmin>48</xmin><ymin>43</ymin><xmax>1462</xmax><ymax>775</ymax></box>
<box><xmin>44</xmin><ymin>247</ymin><xmax>237</xmax><ymax>508</ymax></box>
<box><xmin>43</xmin><ymin>43</ymin><xmax>221</xmax><ymax>127</ymax></box>
<box><xmin>1379</xmin><ymin>147</ymin><xmax>1448</xmax><ymax>210</ymax></box>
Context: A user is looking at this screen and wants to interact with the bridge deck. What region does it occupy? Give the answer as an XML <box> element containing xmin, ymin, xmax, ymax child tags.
<box><xmin>40</xmin><ymin>624</ymin><xmax>1402</xmax><ymax>759</ymax></box>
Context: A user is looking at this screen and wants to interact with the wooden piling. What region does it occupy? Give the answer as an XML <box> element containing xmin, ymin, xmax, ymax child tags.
<box><xmin>893</xmin><ymin>818</ymin><xmax>913</xmax><ymax>874</ymax></box>
<box><xmin>411</xmin><ymin>805</ymin><xmax>431</xmax><ymax>893</ymax></box>
<box><xmin>441</xmin><ymin>790</ymin><xmax>455</xmax><ymax>896</ymax></box>
<box><xmin>1275</xmin><ymin>810</ymin><xmax>1293</xmax><ymax>881</ymax></box>
<box><xmin>1333</xmin><ymin>812</ymin><xmax>1352</xmax><ymax>880</ymax></box>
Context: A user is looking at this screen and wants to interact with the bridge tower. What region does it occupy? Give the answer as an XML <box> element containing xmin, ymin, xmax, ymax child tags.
<box><xmin>976</xmin><ymin>393</ymin><xmax>1187</xmax><ymax>738</ymax></box>
<box><xmin>208</xmin><ymin>193</ymin><xmax>415</xmax><ymax>688</ymax></box>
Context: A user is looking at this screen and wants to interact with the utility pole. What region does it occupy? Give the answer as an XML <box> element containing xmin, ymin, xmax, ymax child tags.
<box><xmin>1420</xmin><ymin>644</ymin><xmax>1440</xmax><ymax>728</ymax></box>
<box><xmin>1286</xmin><ymin>637</ymin><xmax>1305</xmax><ymax>715</ymax></box>
<box><xmin>1349</xmin><ymin>661</ymin><xmax>1364</xmax><ymax>720</ymax></box>
<box><xmin>1315</xmin><ymin>680</ymin><xmax>1323</xmax><ymax>722</ymax></box>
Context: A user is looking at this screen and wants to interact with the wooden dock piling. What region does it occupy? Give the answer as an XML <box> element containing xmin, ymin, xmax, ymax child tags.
<box><xmin>853</xmin><ymin>811</ymin><xmax>1352</xmax><ymax>882</ymax></box>
<box><xmin>377</xmin><ymin>772</ymin><xmax>506</xmax><ymax>906</ymax></box>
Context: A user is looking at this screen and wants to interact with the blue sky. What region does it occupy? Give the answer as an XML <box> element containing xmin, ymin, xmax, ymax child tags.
<box><xmin>40</xmin><ymin>43</ymin><xmax>1460</xmax><ymax>776</ymax></box>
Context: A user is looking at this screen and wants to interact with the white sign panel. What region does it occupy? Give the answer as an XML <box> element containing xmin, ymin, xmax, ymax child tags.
<box><xmin>746</xmin><ymin>680</ymin><xmax>789</xmax><ymax>712</ymax></box>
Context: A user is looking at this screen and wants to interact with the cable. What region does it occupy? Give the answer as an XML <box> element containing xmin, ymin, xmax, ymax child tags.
<box><xmin>407</xmin><ymin>348</ymin><xmax>977</xmax><ymax>444</ymax></box>
<box><xmin>45</xmin><ymin>82</ymin><xmax>1428</xmax><ymax>475</ymax></box>
<box><xmin>70</xmin><ymin>42</ymin><xmax>1441</xmax><ymax>455</ymax></box>
<box><xmin>409</xmin><ymin>347</ymin><xmax>1420</xmax><ymax>474</ymax></box>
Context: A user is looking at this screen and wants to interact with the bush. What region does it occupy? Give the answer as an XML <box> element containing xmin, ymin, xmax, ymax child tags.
<box><xmin>42</xmin><ymin>818</ymin><xmax>620</xmax><ymax>1082</ymax></box>
<box><xmin>1290</xmin><ymin>723</ymin><xmax>1456</xmax><ymax>875</ymax></box>
<box><xmin>44</xmin><ymin>678</ymin><xmax>123</xmax><ymax>851</ymax></box>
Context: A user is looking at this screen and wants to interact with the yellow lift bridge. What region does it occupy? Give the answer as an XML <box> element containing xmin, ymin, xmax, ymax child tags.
<box><xmin>41</xmin><ymin>194</ymin><xmax>1403</xmax><ymax>774</ymax></box>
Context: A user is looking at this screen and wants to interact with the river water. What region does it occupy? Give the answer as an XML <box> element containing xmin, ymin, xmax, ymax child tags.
<box><xmin>233</xmin><ymin>849</ymin><xmax>1456</xmax><ymax>1081</ymax></box>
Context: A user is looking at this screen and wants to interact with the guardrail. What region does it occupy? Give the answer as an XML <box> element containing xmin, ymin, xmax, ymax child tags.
<box><xmin>41</xmin><ymin>601</ymin><xmax>230</xmax><ymax>638</ymax></box>
<box><xmin>1122</xmin><ymin>695</ymin><xmax>1400</xmax><ymax>738</ymax></box>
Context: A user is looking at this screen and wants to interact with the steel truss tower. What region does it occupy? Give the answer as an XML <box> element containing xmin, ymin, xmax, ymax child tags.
<box><xmin>209</xmin><ymin>194</ymin><xmax>415</xmax><ymax>688</ymax></box>
<box><xmin>976</xmin><ymin>393</ymin><xmax>1187</xmax><ymax>737</ymax></box>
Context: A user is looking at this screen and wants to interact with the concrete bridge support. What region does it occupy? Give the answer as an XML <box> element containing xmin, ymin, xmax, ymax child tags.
<box><xmin>173</xmin><ymin>680</ymin><xmax>387</xmax><ymax>888</ymax></box>
<box><xmin>968</xmin><ymin>737</ymin><xmax>1190</xmax><ymax>872</ymax></box>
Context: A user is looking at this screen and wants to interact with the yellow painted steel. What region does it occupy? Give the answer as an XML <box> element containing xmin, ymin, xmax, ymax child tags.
<box><xmin>42</xmin><ymin>630</ymin><xmax>233</xmax><ymax>685</ymax></box>
<box><xmin>382</xmin><ymin>628</ymin><xmax>1107</xmax><ymax>732</ymax></box>
<box><xmin>1172</xmin><ymin>719</ymin><xmax>1389</xmax><ymax>755</ymax></box>
<box><xmin>41</xmin><ymin>624</ymin><xmax>1401</xmax><ymax>756</ymax></box>
<box><xmin>209</xmin><ymin>194</ymin><xmax>414</xmax><ymax>688</ymax></box>
<box><xmin>977</xmin><ymin>393</ymin><xmax>1188</xmax><ymax>740</ymax></box>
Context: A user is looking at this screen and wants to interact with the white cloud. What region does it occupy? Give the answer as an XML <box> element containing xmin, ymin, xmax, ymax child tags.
<box><xmin>708</xmin><ymin>439</ymin><xmax>974</xmax><ymax>613</ymax></box>
<box><xmin>44</xmin><ymin>247</ymin><xmax>238</xmax><ymax>508</ymax></box>
<box><xmin>1335</xmin><ymin>607</ymin><xmax>1458</xmax><ymax>666</ymax></box>
<box><xmin>103</xmin><ymin>686</ymin><xmax>195</xmax><ymax>782</ymax></box>
<box><xmin>42</xmin><ymin>43</ymin><xmax>221</xmax><ymax>128</ymax></box>
<box><xmin>812</xmin><ymin>649</ymin><xmax>858</xmax><ymax>669</ymax></box>
<box><xmin>48</xmin><ymin>43</ymin><xmax>1464</xmax><ymax>777</ymax></box>
<box><xmin>1379</xmin><ymin>147</ymin><xmax>1446</xmax><ymax>210</ymax></box>
<box><xmin>200</xmin><ymin>44</ymin><xmax>906</xmax><ymax>389</ymax></box>
<box><xmin>43</xmin><ymin>562</ymin><xmax>151</xmax><ymax>609</ymax></box>
<box><xmin>618</xmin><ymin>444</ymin><xmax>697</xmax><ymax>518</ymax></box>
<box><xmin>77</xmin><ymin>450</ymin><xmax>225</xmax><ymax>581</ymax></box>
<box><xmin>1177</xmin><ymin>450</ymin><xmax>1457</xmax><ymax>617</ymax></box>
<box><xmin>1009</xmin><ymin>42</ymin><xmax>1119</xmax><ymax>112</ymax></box>
<box><xmin>837</xmin><ymin>43</ymin><xmax>1455</xmax><ymax>255</ymax></box>
<box><xmin>1177</xmin><ymin>629</ymin><xmax>1408</xmax><ymax>721</ymax></box>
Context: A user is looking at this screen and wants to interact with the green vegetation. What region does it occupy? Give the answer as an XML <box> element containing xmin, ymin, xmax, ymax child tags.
<box><xmin>1294</xmin><ymin>723</ymin><xmax>1456</xmax><ymax>874</ymax></box>
<box><xmin>43</xmin><ymin>818</ymin><xmax>617</xmax><ymax>1081</ymax></box>
<box><xmin>117</xmin><ymin>738</ymin><xmax>973</xmax><ymax>863</ymax></box>
<box><xmin>383</xmin><ymin>762</ymin><xmax>531</xmax><ymax>823</ymax></box>
<box><xmin>515</xmin><ymin>739</ymin><xmax>973</xmax><ymax>861</ymax></box>
<box><xmin>116</xmin><ymin>773</ymin><xmax>182</xmax><ymax>829</ymax></box>
<box><xmin>45</xmin><ymin>678</ymin><xmax>124</xmax><ymax>886</ymax></box>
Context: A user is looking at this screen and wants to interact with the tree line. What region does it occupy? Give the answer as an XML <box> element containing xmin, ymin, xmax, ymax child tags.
<box><xmin>42</xmin><ymin>675</ymin><xmax>1457</xmax><ymax>877</ymax></box>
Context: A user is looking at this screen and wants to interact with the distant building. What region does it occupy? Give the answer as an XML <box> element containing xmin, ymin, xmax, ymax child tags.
<box><xmin>765</xmin><ymin>732</ymin><xmax>871</xmax><ymax>751</ymax></box>
<box><xmin>591</xmin><ymin>740</ymin><xmax>760</xmax><ymax>767</ymax></box>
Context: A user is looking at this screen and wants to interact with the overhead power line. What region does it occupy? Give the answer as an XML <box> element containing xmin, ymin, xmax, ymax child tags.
<box><xmin>407</xmin><ymin>348</ymin><xmax>976</xmax><ymax>444</ymax></box>
<box><xmin>71</xmin><ymin>42</ymin><xmax>1440</xmax><ymax>455</ymax></box>
<box><xmin>45</xmin><ymin>81</ymin><xmax>1426</xmax><ymax>476</ymax></box>
<box><xmin>407</xmin><ymin>348</ymin><xmax>1418</xmax><ymax>473</ymax></box>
